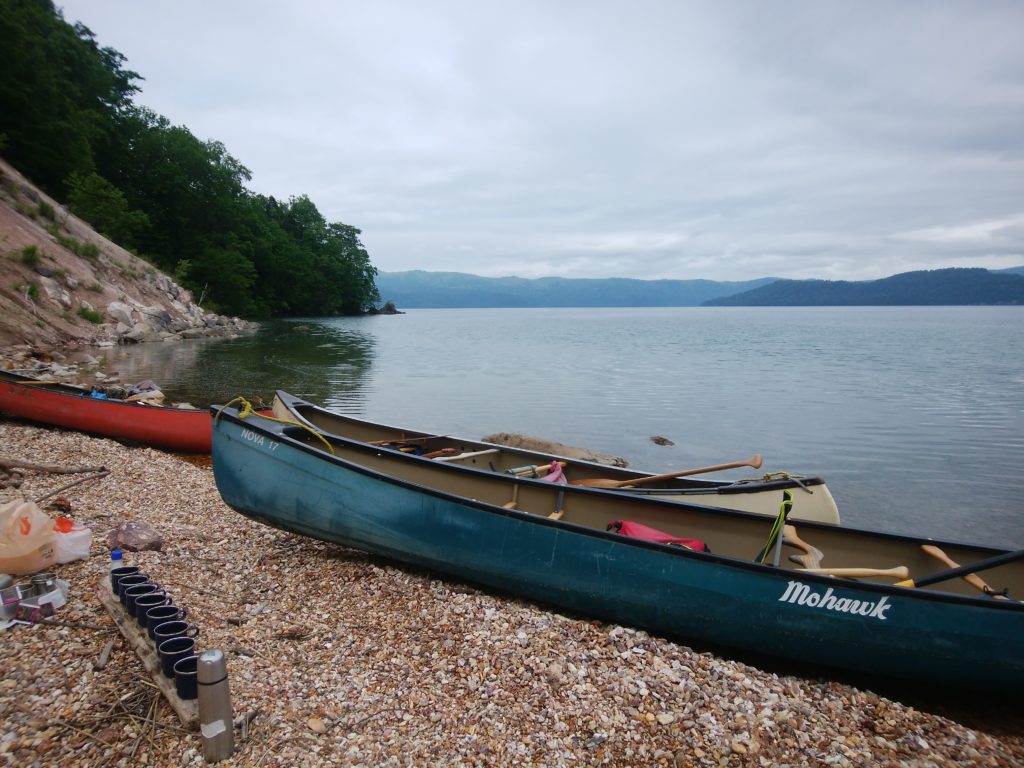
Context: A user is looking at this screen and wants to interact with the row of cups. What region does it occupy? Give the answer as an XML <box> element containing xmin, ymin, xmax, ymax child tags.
<box><xmin>111</xmin><ymin>565</ymin><xmax>201</xmax><ymax>700</ymax></box>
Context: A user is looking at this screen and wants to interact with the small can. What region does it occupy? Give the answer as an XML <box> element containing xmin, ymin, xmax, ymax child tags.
<box><xmin>31</xmin><ymin>573</ymin><xmax>57</xmax><ymax>594</ymax></box>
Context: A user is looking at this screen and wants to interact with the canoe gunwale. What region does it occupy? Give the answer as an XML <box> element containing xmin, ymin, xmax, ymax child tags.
<box><xmin>0</xmin><ymin>370</ymin><xmax>195</xmax><ymax>416</ymax></box>
<box><xmin>0</xmin><ymin>369</ymin><xmax>212</xmax><ymax>453</ymax></box>
<box><xmin>214</xmin><ymin>406</ymin><xmax>1022</xmax><ymax>614</ymax></box>
<box><xmin>273</xmin><ymin>391</ymin><xmax>830</xmax><ymax>493</ymax></box>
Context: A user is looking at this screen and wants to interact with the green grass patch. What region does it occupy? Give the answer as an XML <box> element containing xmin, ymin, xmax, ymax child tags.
<box><xmin>21</xmin><ymin>282</ymin><xmax>40</xmax><ymax>301</ymax></box>
<box><xmin>20</xmin><ymin>245</ymin><xmax>40</xmax><ymax>267</ymax></box>
<box><xmin>37</xmin><ymin>201</ymin><xmax>55</xmax><ymax>220</ymax></box>
<box><xmin>76</xmin><ymin>306</ymin><xmax>103</xmax><ymax>323</ymax></box>
<box><xmin>48</xmin><ymin>227</ymin><xmax>100</xmax><ymax>260</ymax></box>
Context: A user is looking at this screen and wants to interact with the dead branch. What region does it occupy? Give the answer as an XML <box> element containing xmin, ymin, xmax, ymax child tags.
<box><xmin>34</xmin><ymin>469</ymin><xmax>110</xmax><ymax>503</ymax></box>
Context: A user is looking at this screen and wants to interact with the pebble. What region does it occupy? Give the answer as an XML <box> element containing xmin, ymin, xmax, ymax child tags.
<box><xmin>0</xmin><ymin>421</ymin><xmax>1022</xmax><ymax>767</ymax></box>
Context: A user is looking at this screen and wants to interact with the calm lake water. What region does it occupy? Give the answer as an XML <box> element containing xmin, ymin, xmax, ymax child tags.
<box><xmin>85</xmin><ymin>307</ymin><xmax>1024</xmax><ymax>548</ymax></box>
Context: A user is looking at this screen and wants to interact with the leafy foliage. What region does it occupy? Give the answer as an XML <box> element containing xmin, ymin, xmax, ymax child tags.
<box><xmin>66</xmin><ymin>171</ymin><xmax>149</xmax><ymax>249</ymax></box>
<box><xmin>0</xmin><ymin>0</ymin><xmax>380</xmax><ymax>317</ymax></box>
<box><xmin>702</xmin><ymin>269</ymin><xmax>1024</xmax><ymax>306</ymax></box>
<box><xmin>76</xmin><ymin>305</ymin><xmax>102</xmax><ymax>323</ymax></box>
<box><xmin>19</xmin><ymin>245</ymin><xmax>40</xmax><ymax>266</ymax></box>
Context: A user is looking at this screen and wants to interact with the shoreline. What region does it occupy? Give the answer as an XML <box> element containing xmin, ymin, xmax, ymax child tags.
<box><xmin>0</xmin><ymin>419</ymin><xmax>1022</xmax><ymax>766</ymax></box>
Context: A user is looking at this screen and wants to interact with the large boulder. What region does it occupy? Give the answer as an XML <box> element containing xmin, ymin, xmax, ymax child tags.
<box><xmin>105</xmin><ymin>520</ymin><xmax>164</xmax><ymax>552</ymax></box>
<box><xmin>106</xmin><ymin>301</ymin><xmax>134</xmax><ymax>325</ymax></box>
<box><xmin>39</xmin><ymin>276</ymin><xmax>71</xmax><ymax>308</ymax></box>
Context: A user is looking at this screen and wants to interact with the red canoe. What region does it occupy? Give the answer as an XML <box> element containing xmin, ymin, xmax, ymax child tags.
<box><xmin>0</xmin><ymin>369</ymin><xmax>221</xmax><ymax>453</ymax></box>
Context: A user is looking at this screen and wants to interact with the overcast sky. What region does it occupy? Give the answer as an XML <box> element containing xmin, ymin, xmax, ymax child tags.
<box><xmin>59</xmin><ymin>1</ymin><xmax>1024</xmax><ymax>281</ymax></box>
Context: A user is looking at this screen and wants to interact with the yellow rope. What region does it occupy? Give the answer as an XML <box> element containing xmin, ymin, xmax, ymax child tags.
<box><xmin>758</xmin><ymin>489</ymin><xmax>794</xmax><ymax>565</ymax></box>
<box><xmin>218</xmin><ymin>396</ymin><xmax>336</xmax><ymax>455</ymax></box>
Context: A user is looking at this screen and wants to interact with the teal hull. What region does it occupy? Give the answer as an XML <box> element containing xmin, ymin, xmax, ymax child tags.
<box><xmin>211</xmin><ymin>409</ymin><xmax>1024</xmax><ymax>692</ymax></box>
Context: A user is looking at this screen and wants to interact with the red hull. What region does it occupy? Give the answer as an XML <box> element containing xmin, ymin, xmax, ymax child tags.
<box><xmin>0</xmin><ymin>371</ymin><xmax>213</xmax><ymax>453</ymax></box>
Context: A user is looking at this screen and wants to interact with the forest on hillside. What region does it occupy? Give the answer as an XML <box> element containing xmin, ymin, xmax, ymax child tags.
<box><xmin>0</xmin><ymin>0</ymin><xmax>379</xmax><ymax>317</ymax></box>
<box><xmin>702</xmin><ymin>268</ymin><xmax>1024</xmax><ymax>306</ymax></box>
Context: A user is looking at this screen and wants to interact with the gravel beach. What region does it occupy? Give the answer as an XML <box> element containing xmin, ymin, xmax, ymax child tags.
<box><xmin>0</xmin><ymin>420</ymin><xmax>1021</xmax><ymax>767</ymax></box>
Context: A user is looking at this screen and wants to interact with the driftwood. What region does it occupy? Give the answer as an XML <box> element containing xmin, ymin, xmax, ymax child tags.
<box><xmin>94</xmin><ymin>638</ymin><xmax>116</xmax><ymax>670</ymax></box>
<box><xmin>0</xmin><ymin>458</ymin><xmax>110</xmax><ymax>497</ymax></box>
<box><xmin>0</xmin><ymin>458</ymin><xmax>107</xmax><ymax>474</ymax></box>
<box><xmin>96</xmin><ymin>576</ymin><xmax>198</xmax><ymax>729</ymax></box>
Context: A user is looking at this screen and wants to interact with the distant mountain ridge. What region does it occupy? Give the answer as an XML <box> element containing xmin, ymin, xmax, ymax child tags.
<box><xmin>376</xmin><ymin>267</ymin><xmax>1024</xmax><ymax>308</ymax></box>
<box><xmin>703</xmin><ymin>267</ymin><xmax>1024</xmax><ymax>306</ymax></box>
<box><xmin>375</xmin><ymin>271</ymin><xmax>776</xmax><ymax>308</ymax></box>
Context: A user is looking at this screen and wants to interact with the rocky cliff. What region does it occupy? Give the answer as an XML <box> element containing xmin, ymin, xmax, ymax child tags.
<box><xmin>0</xmin><ymin>157</ymin><xmax>254</xmax><ymax>354</ymax></box>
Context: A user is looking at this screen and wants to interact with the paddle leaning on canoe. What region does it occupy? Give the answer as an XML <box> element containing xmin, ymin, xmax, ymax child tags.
<box><xmin>268</xmin><ymin>390</ymin><xmax>841</xmax><ymax>524</ymax></box>
<box><xmin>210</xmin><ymin>404</ymin><xmax>1023</xmax><ymax>691</ymax></box>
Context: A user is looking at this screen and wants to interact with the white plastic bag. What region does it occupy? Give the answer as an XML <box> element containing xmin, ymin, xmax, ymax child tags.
<box><xmin>0</xmin><ymin>498</ymin><xmax>57</xmax><ymax>575</ymax></box>
<box><xmin>53</xmin><ymin>517</ymin><xmax>92</xmax><ymax>564</ymax></box>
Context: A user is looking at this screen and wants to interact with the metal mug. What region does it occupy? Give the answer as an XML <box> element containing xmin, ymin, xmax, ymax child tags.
<box><xmin>123</xmin><ymin>582</ymin><xmax>161</xmax><ymax>616</ymax></box>
<box><xmin>158</xmin><ymin>636</ymin><xmax>196</xmax><ymax>678</ymax></box>
<box><xmin>133</xmin><ymin>590</ymin><xmax>172</xmax><ymax>625</ymax></box>
<box><xmin>110</xmin><ymin>565</ymin><xmax>141</xmax><ymax>593</ymax></box>
<box><xmin>116</xmin><ymin>574</ymin><xmax>149</xmax><ymax>603</ymax></box>
<box><xmin>173</xmin><ymin>655</ymin><xmax>199</xmax><ymax>699</ymax></box>
<box><xmin>146</xmin><ymin>605</ymin><xmax>187</xmax><ymax>639</ymax></box>
<box><xmin>153</xmin><ymin>619</ymin><xmax>199</xmax><ymax>649</ymax></box>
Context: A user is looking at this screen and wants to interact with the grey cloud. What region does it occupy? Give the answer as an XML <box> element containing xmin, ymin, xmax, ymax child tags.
<box><xmin>58</xmin><ymin>0</ymin><xmax>1024</xmax><ymax>280</ymax></box>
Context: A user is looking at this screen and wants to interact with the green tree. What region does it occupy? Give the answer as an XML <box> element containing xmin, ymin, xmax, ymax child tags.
<box><xmin>0</xmin><ymin>0</ymin><xmax>139</xmax><ymax>194</ymax></box>
<box><xmin>65</xmin><ymin>170</ymin><xmax>150</xmax><ymax>248</ymax></box>
<box><xmin>0</xmin><ymin>1</ymin><xmax>381</xmax><ymax>319</ymax></box>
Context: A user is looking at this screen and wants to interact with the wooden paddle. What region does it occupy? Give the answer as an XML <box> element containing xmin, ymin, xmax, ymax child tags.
<box><xmin>919</xmin><ymin>545</ymin><xmax>1009</xmax><ymax>600</ymax></box>
<box><xmin>798</xmin><ymin>566</ymin><xmax>909</xmax><ymax>580</ymax></box>
<box><xmin>572</xmin><ymin>454</ymin><xmax>763</xmax><ymax>489</ymax></box>
<box><xmin>420</xmin><ymin>448</ymin><xmax>459</xmax><ymax>459</ymax></box>
<box><xmin>896</xmin><ymin>548</ymin><xmax>1024</xmax><ymax>592</ymax></box>
<box><xmin>783</xmin><ymin>524</ymin><xmax>823</xmax><ymax>570</ymax></box>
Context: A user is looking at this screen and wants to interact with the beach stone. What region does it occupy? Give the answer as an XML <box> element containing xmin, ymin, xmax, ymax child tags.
<box><xmin>481</xmin><ymin>433</ymin><xmax>629</xmax><ymax>467</ymax></box>
<box><xmin>105</xmin><ymin>520</ymin><xmax>163</xmax><ymax>551</ymax></box>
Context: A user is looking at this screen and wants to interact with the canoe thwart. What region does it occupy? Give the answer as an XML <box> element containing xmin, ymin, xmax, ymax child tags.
<box><xmin>434</xmin><ymin>449</ymin><xmax>500</xmax><ymax>463</ymax></box>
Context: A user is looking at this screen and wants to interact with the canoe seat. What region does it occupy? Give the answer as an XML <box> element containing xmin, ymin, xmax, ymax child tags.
<box><xmin>607</xmin><ymin>520</ymin><xmax>709</xmax><ymax>553</ymax></box>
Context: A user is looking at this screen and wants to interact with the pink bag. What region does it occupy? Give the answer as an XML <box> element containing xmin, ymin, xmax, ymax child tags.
<box><xmin>538</xmin><ymin>461</ymin><xmax>567</xmax><ymax>484</ymax></box>
<box><xmin>607</xmin><ymin>520</ymin><xmax>709</xmax><ymax>552</ymax></box>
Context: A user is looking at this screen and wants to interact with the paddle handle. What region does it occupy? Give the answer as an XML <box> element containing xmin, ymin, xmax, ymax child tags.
<box><xmin>783</xmin><ymin>524</ymin><xmax>823</xmax><ymax>570</ymax></box>
<box><xmin>798</xmin><ymin>566</ymin><xmax>909</xmax><ymax>579</ymax></box>
<box><xmin>920</xmin><ymin>545</ymin><xmax>1009</xmax><ymax>600</ymax></box>
<box><xmin>590</xmin><ymin>454</ymin><xmax>764</xmax><ymax>489</ymax></box>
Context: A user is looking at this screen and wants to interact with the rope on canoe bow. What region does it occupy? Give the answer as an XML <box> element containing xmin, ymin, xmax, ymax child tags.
<box><xmin>219</xmin><ymin>397</ymin><xmax>335</xmax><ymax>455</ymax></box>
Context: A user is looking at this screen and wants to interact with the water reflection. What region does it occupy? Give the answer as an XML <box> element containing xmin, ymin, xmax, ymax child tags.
<box><xmin>86</xmin><ymin>319</ymin><xmax>375</xmax><ymax>408</ymax></box>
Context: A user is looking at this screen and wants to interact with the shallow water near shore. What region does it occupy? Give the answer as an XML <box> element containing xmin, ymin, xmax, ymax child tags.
<box><xmin>83</xmin><ymin>306</ymin><xmax>1024</xmax><ymax>548</ymax></box>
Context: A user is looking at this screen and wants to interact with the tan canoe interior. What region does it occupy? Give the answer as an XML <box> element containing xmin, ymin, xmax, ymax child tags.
<box><xmin>269</xmin><ymin>398</ymin><xmax>842</xmax><ymax>527</ymax></box>
<box><xmin>263</xmin><ymin>415</ymin><xmax>1024</xmax><ymax>604</ymax></box>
